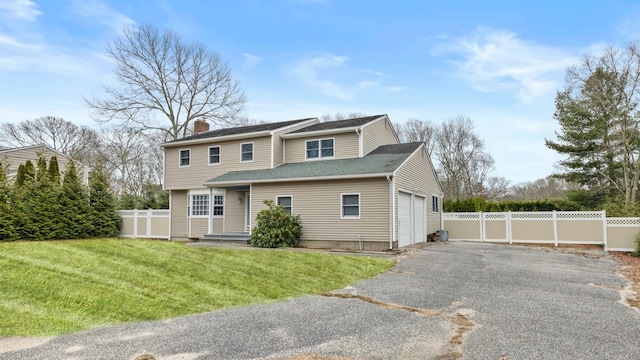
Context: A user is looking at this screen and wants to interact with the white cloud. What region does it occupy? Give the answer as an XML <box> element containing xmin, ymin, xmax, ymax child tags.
<box><xmin>242</xmin><ymin>53</ymin><xmax>262</xmax><ymax>69</ymax></box>
<box><xmin>290</xmin><ymin>53</ymin><xmax>353</xmax><ymax>100</ymax></box>
<box><xmin>432</xmin><ymin>27</ymin><xmax>577</xmax><ymax>102</ymax></box>
<box><xmin>0</xmin><ymin>34</ymin><xmax>38</xmax><ymax>50</ymax></box>
<box><xmin>69</xmin><ymin>0</ymin><xmax>135</xmax><ymax>33</ymax></box>
<box><xmin>389</xmin><ymin>86</ymin><xmax>404</xmax><ymax>92</ymax></box>
<box><xmin>357</xmin><ymin>80</ymin><xmax>378</xmax><ymax>89</ymax></box>
<box><xmin>0</xmin><ymin>0</ymin><xmax>41</xmax><ymax>21</ymax></box>
<box><xmin>364</xmin><ymin>69</ymin><xmax>390</xmax><ymax>77</ymax></box>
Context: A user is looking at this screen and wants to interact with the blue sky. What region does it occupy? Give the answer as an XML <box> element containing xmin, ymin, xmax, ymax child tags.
<box><xmin>1</xmin><ymin>0</ymin><xmax>640</xmax><ymax>184</ymax></box>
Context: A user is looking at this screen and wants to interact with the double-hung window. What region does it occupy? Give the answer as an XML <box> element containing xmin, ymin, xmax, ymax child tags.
<box><xmin>432</xmin><ymin>196</ymin><xmax>439</xmax><ymax>212</ymax></box>
<box><xmin>213</xmin><ymin>195</ymin><xmax>224</xmax><ymax>216</ymax></box>
<box><xmin>179</xmin><ymin>149</ymin><xmax>190</xmax><ymax>167</ymax></box>
<box><xmin>306</xmin><ymin>138</ymin><xmax>334</xmax><ymax>159</ymax></box>
<box><xmin>191</xmin><ymin>194</ymin><xmax>209</xmax><ymax>216</ymax></box>
<box><xmin>341</xmin><ymin>194</ymin><xmax>360</xmax><ymax>219</ymax></box>
<box><xmin>241</xmin><ymin>143</ymin><xmax>253</xmax><ymax>162</ymax></box>
<box><xmin>209</xmin><ymin>146</ymin><xmax>220</xmax><ymax>165</ymax></box>
<box><xmin>276</xmin><ymin>196</ymin><xmax>293</xmax><ymax>215</ymax></box>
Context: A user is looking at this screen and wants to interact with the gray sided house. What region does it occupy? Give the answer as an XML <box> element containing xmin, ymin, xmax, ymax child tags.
<box><xmin>0</xmin><ymin>144</ymin><xmax>89</xmax><ymax>185</ymax></box>
<box><xmin>161</xmin><ymin>115</ymin><xmax>443</xmax><ymax>250</ymax></box>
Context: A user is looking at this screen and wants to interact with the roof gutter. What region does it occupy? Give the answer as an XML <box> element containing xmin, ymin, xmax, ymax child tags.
<box><xmin>280</xmin><ymin>126</ymin><xmax>363</xmax><ymax>139</ymax></box>
<box><xmin>203</xmin><ymin>172</ymin><xmax>393</xmax><ymax>187</ymax></box>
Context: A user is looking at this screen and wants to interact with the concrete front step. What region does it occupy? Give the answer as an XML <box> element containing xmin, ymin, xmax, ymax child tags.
<box><xmin>200</xmin><ymin>233</ymin><xmax>251</xmax><ymax>244</ymax></box>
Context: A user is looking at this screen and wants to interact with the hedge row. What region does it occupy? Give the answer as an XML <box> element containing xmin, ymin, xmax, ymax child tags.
<box><xmin>443</xmin><ymin>197</ymin><xmax>582</xmax><ymax>212</ymax></box>
<box><xmin>0</xmin><ymin>157</ymin><xmax>121</xmax><ymax>241</ymax></box>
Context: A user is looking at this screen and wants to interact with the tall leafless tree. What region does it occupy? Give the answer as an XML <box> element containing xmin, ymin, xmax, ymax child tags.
<box><xmin>395</xmin><ymin>118</ymin><xmax>438</xmax><ymax>155</ymax></box>
<box><xmin>435</xmin><ymin>116</ymin><xmax>495</xmax><ymax>199</ymax></box>
<box><xmin>96</xmin><ymin>126</ymin><xmax>162</xmax><ymax>197</ymax></box>
<box><xmin>86</xmin><ymin>24</ymin><xmax>246</xmax><ymax>140</ymax></box>
<box><xmin>320</xmin><ymin>112</ymin><xmax>368</xmax><ymax>122</ymax></box>
<box><xmin>0</xmin><ymin>116</ymin><xmax>100</xmax><ymax>162</ymax></box>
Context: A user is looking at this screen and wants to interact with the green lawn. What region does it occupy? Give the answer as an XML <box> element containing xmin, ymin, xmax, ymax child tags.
<box><xmin>0</xmin><ymin>239</ymin><xmax>394</xmax><ymax>336</ymax></box>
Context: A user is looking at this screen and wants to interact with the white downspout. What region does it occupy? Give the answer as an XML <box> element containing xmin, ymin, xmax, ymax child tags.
<box><xmin>357</xmin><ymin>129</ymin><xmax>363</xmax><ymax>157</ymax></box>
<box><xmin>440</xmin><ymin>192</ymin><xmax>444</xmax><ymax>231</ymax></box>
<box><xmin>387</xmin><ymin>175</ymin><xmax>395</xmax><ymax>250</ymax></box>
<box><xmin>270</xmin><ymin>132</ymin><xmax>275</xmax><ymax>169</ymax></box>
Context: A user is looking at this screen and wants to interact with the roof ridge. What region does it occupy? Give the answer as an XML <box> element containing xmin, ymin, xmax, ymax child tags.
<box><xmin>165</xmin><ymin>117</ymin><xmax>318</xmax><ymax>144</ymax></box>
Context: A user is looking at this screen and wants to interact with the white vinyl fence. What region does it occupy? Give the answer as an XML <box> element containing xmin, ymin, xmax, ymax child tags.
<box><xmin>442</xmin><ymin>211</ymin><xmax>638</xmax><ymax>252</ymax></box>
<box><xmin>118</xmin><ymin>209</ymin><xmax>170</xmax><ymax>239</ymax></box>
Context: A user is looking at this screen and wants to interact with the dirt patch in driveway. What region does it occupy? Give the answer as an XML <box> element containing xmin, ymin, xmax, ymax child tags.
<box><xmin>611</xmin><ymin>252</ymin><xmax>640</xmax><ymax>310</ymax></box>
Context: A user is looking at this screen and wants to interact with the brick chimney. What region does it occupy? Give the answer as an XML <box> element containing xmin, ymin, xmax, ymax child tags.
<box><xmin>194</xmin><ymin>119</ymin><xmax>210</xmax><ymax>135</ymax></box>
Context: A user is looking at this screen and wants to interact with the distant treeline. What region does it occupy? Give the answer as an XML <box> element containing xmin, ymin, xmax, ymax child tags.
<box><xmin>443</xmin><ymin>197</ymin><xmax>582</xmax><ymax>212</ymax></box>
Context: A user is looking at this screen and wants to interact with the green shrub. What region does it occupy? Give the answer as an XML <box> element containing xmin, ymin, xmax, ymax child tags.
<box><xmin>251</xmin><ymin>199</ymin><xmax>302</xmax><ymax>248</ymax></box>
<box><xmin>634</xmin><ymin>230</ymin><xmax>640</xmax><ymax>257</ymax></box>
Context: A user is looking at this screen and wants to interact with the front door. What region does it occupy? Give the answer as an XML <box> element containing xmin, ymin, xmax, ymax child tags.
<box><xmin>244</xmin><ymin>192</ymin><xmax>251</xmax><ymax>232</ymax></box>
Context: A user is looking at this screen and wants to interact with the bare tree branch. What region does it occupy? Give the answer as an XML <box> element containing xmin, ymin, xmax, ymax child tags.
<box><xmin>86</xmin><ymin>24</ymin><xmax>246</xmax><ymax>140</ymax></box>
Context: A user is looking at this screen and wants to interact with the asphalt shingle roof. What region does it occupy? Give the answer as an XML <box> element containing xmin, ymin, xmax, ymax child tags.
<box><xmin>288</xmin><ymin>115</ymin><xmax>385</xmax><ymax>134</ymax></box>
<box><xmin>165</xmin><ymin>118</ymin><xmax>317</xmax><ymax>144</ymax></box>
<box><xmin>205</xmin><ymin>142</ymin><xmax>422</xmax><ymax>185</ymax></box>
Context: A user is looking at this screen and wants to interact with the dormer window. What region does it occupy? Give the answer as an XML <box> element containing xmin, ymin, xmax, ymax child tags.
<box><xmin>306</xmin><ymin>138</ymin><xmax>334</xmax><ymax>160</ymax></box>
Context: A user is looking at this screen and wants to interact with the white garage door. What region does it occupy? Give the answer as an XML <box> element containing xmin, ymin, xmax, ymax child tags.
<box><xmin>398</xmin><ymin>192</ymin><xmax>412</xmax><ymax>247</ymax></box>
<box><xmin>414</xmin><ymin>196</ymin><xmax>426</xmax><ymax>244</ymax></box>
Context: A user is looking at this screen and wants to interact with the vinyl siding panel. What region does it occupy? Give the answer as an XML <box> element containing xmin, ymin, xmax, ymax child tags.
<box><xmin>170</xmin><ymin>190</ymin><xmax>188</xmax><ymax>238</ymax></box>
<box><xmin>284</xmin><ymin>132</ymin><xmax>360</xmax><ymax>163</ymax></box>
<box><xmin>0</xmin><ymin>145</ymin><xmax>88</xmax><ymax>185</ymax></box>
<box><xmin>224</xmin><ymin>189</ymin><xmax>247</xmax><ymax>232</ymax></box>
<box><xmin>362</xmin><ymin>117</ymin><xmax>399</xmax><ymax>155</ymax></box>
<box><xmin>272</xmin><ymin>120</ymin><xmax>318</xmax><ymax>167</ymax></box>
<box><xmin>190</xmin><ymin>218</ymin><xmax>208</xmax><ymax>238</ymax></box>
<box><xmin>252</xmin><ymin>178</ymin><xmax>390</xmax><ymax>243</ymax></box>
<box><xmin>164</xmin><ymin>136</ymin><xmax>272</xmax><ymax>190</ymax></box>
<box><xmin>394</xmin><ymin>147</ymin><xmax>441</xmax><ymax>241</ymax></box>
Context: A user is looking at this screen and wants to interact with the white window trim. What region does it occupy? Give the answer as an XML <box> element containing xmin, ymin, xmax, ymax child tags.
<box><xmin>179</xmin><ymin>148</ymin><xmax>191</xmax><ymax>168</ymax></box>
<box><xmin>432</xmin><ymin>195</ymin><xmax>439</xmax><ymax>213</ymax></box>
<box><xmin>240</xmin><ymin>142</ymin><xmax>254</xmax><ymax>163</ymax></box>
<box><xmin>208</xmin><ymin>146</ymin><xmax>221</xmax><ymax>166</ymax></box>
<box><xmin>305</xmin><ymin>138</ymin><xmax>335</xmax><ymax>161</ymax></box>
<box><xmin>276</xmin><ymin>195</ymin><xmax>293</xmax><ymax>214</ymax></box>
<box><xmin>188</xmin><ymin>189</ymin><xmax>225</xmax><ymax>218</ymax></box>
<box><xmin>190</xmin><ymin>193</ymin><xmax>209</xmax><ymax>217</ymax></box>
<box><xmin>341</xmin><ymin>193</ymin><xmax>360</xmax><ymax>219</ymax></box>
<box><xmin>212</xmin><ymin>194</ymin><xmax>225</xmax><ymax>218</ymax></box>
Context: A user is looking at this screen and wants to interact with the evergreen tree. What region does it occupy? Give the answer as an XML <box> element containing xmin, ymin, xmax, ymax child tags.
<box><xmin>88</xmin><ymin>166</ymin><xmax>121</xmax><ymax>237</ymax></box>
<box><xmin>15</xmin><ymin>158</ymin><xmax>62</xmax><ymax>240</ymax></box>
<box><xmin>546</xmin><ymin>44</ymin><xmax>640</xmax><ymax>213</ymax></box>
<box><xmin>157</xmin><ymin>189</ymin><xmax>170</xmax><ymax>209</ymax></box>
<box><xmin>0</xmin><ymin>163</ymin><xmax>16</xmax><ymax>241</ymax></box>
<box><xmin>24</xmin><ymin>160</ymin><xmax>35</xmax><ymax>183</ymax></box>
<box><xmin>118</xmin><ymin>192</ymin><xmax>138</xmax><ymax>210</ymax></box>
<box><xmin>0</xmin><ymin>162</ymin><xmax>5</xmax><ymax>184</ymax></box>
<box><xmin>48</xmin><ymin>156</ymin><xmax>61</xmax><ymax>185</ymax></box>
<box><xmin>15</xmin><ymin>164</ymin><xmax>26</xmax><ymax>188</ymax></box>
<box><xmin>36</xmin><ymin>157</ymin><xmax>48</xmax><ymax>182</ymax></box>
<box><xmin>60</xmin><ymin>162</ymin><xmax>93</xmax><ymax>238</ymax></box>
<box><xmin>139</xmin><ymin>182</ymin><xmax>158</xmax><ymax>209</ymax></box>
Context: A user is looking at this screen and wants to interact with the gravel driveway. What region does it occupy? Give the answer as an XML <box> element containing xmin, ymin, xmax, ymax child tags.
<box><xmin>2</xmin><ymin>242</ymin><xmax>639</xmax><ymax>359</ymax></box>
